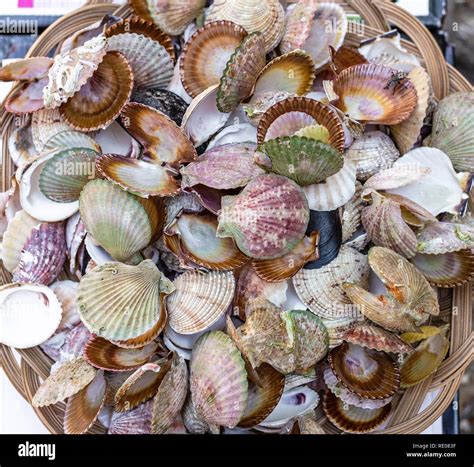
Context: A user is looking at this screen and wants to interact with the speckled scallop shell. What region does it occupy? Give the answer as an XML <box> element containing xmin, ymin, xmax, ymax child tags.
<box><xmin>77</xmin><ymin>260</ymin><xmax>173</xmax><ymax>342</ymax></box>
<box><xmin>257</xmin><ymin>96</ymin><xmax>345</xmax><ymax>152</ymax></box>
<box><xmin>180</xmin><ymin>21</ymin><xmax>247</xmax><ymax>98</ymax></box>
<box><xmin>216</xmin><ymin>32</ymin><xmax>266</xmax><ymax>113</ymax></box>
<box><xmin>323</xmin><ymin>390</ymin><xmax>391</xmax><ymax>433</ymax></box>
<box><xmin>329</xmin><ymin>342</ymin><xmax>400</xmax><ymax>400</ymax></box>
<box><xmin>180</xmin><ymin>143</ymin><xmax>263</xmax><ymax>190</ymax></box>
<box><xmin>166</xmin><ymin>270</ymin><xmax>235</xmax><ymax>334</ymax></box>
<box><xmin>331</xmin><ymin>64</ymin><xmax>417</xmax><ymax>124</ymax></box>
<box><xmin>293</xmin><ymin>245</ymin><xmax>369</xmax><ymax>320</ymax></box>
<box><xmin>255</xmin><ymin>136</ymin><xmax>343</xmax><ymax>186</ymax></box>
<box><xmin>206</xmin><ymin>0</ymin><xmax>285</xmax><ymax>52</ymax></box>
<box><xmin>108</xmin><ymin>400</ymin><xmax>153</xmax><ymax>434</ymax></box>
<box><xmin>60</xmin><ymin>51</ymin><xmax>134</xmax><ymax>131</ymax></box>
<box><xmin>428</xmin><ymin>92</ymin><xmax>474</xmax><ymax>172</ymax></box>
<box><xmin>416</xmin><ymin>222</ymin><xmax>474</xmax><ymax>255</ymax></box>
<box><xmin>190</xmin><ymin>331</ymin><xmax>248</xmax><ymax>428</ymax></box>
<box><xmin>64</xmin><ymin>370</ymin><xmax>107</xmax><ymax>434</ymax></box>
<box><xmin>345</xmin><ymin>131</ymin><xmax>400</xmax><ymax>181</ymax></box>
<box><xmin>121</xmin><ymin>102</ymin><xmax>197</xmax><ymax>166</ymax></box>
<box><xmin>217</xmin><ymin>174</ymin><xmax>309</xmax><ymax>259</ymax></box>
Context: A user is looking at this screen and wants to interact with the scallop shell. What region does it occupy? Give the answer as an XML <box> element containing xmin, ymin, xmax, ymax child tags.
<box><xmin>323</xmin><ymin>390</ymin><xmax>391</xmax><ymax>433</ymax></box>
<box><xmin>386</xmin><ymin>147</ymin><xmax>469</xmax><ymax>217</ymax></box>
<box><xmin>7</xmin><ymin>115</ymin><xmax>38</xmax><ymax>166</ymax></box>
<box><xmin>400</xmin><ymin>327</ymin><xmax>449</xmax><ymax>388</ymax></box>
<box><xmin>32</xmin><ymin>357</ymin><xmax>96</xmax><ymax>407</ymax></box>
<box><xmin>84</xmin><ymin>337</ymin><xmax>159</xmax><ymax>372</ymax></box>
<box><xmin>361</xmin><ymin>190</ymin><xmax>436</xmax><ymax>258</ymax></box>
<box><xmin>217</xmin><ymin>174</ymin><xmax>309</xmax><ymax>259</ymax></box>
<box><xmin>207</xmin><ymin>123</ymin><xmax>257</xmax><ymax>149</ymax></box>
<box><xmin>182</xmin><ymin>395</ymin><xmax>211</xmax><ymax>434</ymax></box>
<box><xmin>411</xmin><ymin>250</ymin><xmax>474</xmax><ymax>288</ymax></box>
<box><xmin>121</xmin><ymin>102</ymin><xmax>197</xmax><ymax>165</ymax></box>
<box><xmin>216</xmin><ymin>32</ymin><xmax>266</xmax><ymax>113</ymax></box>
<box><xmin>77</xmin><ymin>260</ymin><xmax>173</xmax><ymax>342</ymax></box>
<box><xmin>31</xmin><ymin>108</ymin><xmax>73</xmax><ymax>152</ymax></box>
<box><xmin>238</xmin><ymin>364</ymin><xmax>285</xmax><ymax>428</ymax></box>
<box><xmin>43</xmin><ymin>131</ymin><xmax>100</xmax><ymax>153</ymax></box>
<box><xmin>329</xmin><ymin>342</ymin><xmax>400</xmax><ymax>400</ymax></box>
<box><xmin>60</xmin><ymin>51</ymin><xmax>133</xmax><ymax>131</ymax></box>
<box><xmin>332</xmin><ymin>64</ymin><xmax>418</xmax><ymax>124</ymax></box>
<box><xmin>303</xmin><ymin>159</ymin><xmax>357</xmax><ymax>211</ymax></box>
<box><xmin>0</xmin><ymin>56</ymin><xmax>52</xmax><ymax>82</ymax></box>
<box><xmin>108</xmin><ymin>400</ymin><xmax>153</xmax><ymax>434</ymax></box>
<box><xmin>243</xmin><ymin>90</ymin><xmax>295</xmax><ymax>127</ymax></box>
<box><xmin>206</xmin><ymin>0</ymin><xmax>285</xmax><ymax>52</ymax></box>
<box><xmin>363</xmin><ymin>165</ymin><xmax>431</xmax><ymax>192</ymax></box>
<box><xmin>79</xmin><ymin>179</ymin><xmax>159</xmax><ymax>262</ymax></box>
<box><xmin>50</xmin><ymin>280</ymin><xmax>80</xmax><ymax>332</ymax></box>
<box><xmin>0</xmin><ymin>283</ymin><xmax>62</xmax><ymax>349</ymax></box>
<box><xmin>253</xmin><ymin>50</ymin><xmax>315</xmax><ymax>98</ymax></box>
<box><xmin>106</xmin><ymin>33</ymin><xmax>174</xmax><ymax>90</ymax></box>
<box><xmin>181</xmin><ymin>84</ymin><xmax>230</xmax><ymax>147</ymax></box>
<box><xmin>342</xmin><ymin>324</ymin><xmax>412</xmax><ymax>355</ymax></box>
<box><xmin>180</xmin><ymin>20</ymin><xmax>247</xmax><ymax>98</ymax></box>
<box><xmin>340</xmin><ymin>181</ymin><xmax>363</xmax><ymax>242</ymax></box>
<box><xmin>114</xmin><ymin>357</ymin><xmax>173</xmax><ymax>412</ymax></box>
<box><xmin>180</xmin><ymin>142</ymin><xmax>263</xmax><ymax>190</ymax></box>
<box><xmin>416</xmin><ymin>222</ymin><xmax>474</xmax><ymax>255</ymax></box>
<box><xmin>12</xmin><ymin>220</ymin><xmax>66</xmax><ymax>286</ymax></box>
<box><xmin>321</xmin><ymin>316</ymin><xmax>360</xmax><ymax>349</ymax></box>
<box><xmin>5</xmin><ymin>76</ymin><xmax>48</xmax><ymax>114</ymax></box>
<box><xmin>294</xmin><ymin>123</ymin><xmax>330</xmax><ymax>143</ymax></box>
<box><xmin>164</xmin><ymin>211</ymin><xmax>248</xmax><ymax>271</ymax></box>
<box><xmin>427</xmin><ymin>92</ymin><xmax>474</xmax><ymax>172</ymax></box>
<box><xmin>330</xmin><ymin>45</ymin><xmax>368</xmax><ymax>74</ymax></box>
<box><xmin>96</xmin><ymin>154</ymin><xmax>180</xmax><ymax>198</ymax></box>
<box><xmin>64</xmin><ymin>370</ymin><xmax>107</xmax><ymax>434</ymax></box>
<box><xmin>190</xmin><ymin>331</ymin><xmax>248</xmax><ymax>428</ymax></box>
<box><xmin>257</xmin><ymin>96</ymin><xmax>345</xmax><ymax>152</ymax></box>
<box><xmin>147</xmin><ymin>0</ymin><xmax>206</xmax><ymax>36</ymax></box>
<box><xmin>291</xmin><ymin>310</ymin><xmax>329</xmax><ymax>372</ymax></box>
<box><xmin>391</xmin><ymin>67</ymin><xmax>431</xmax><ymax>154</ymax></box>
<box><xmin>252</xmin><ymin>232</ymin><xmax>319</xmax><ymax>283</ymax></box>
<box><xmin>151</xmin><ymin>354</ymin><xmax>188</xmax><ymax>434</ymax></box>
<box><xmin>296</xmin><ymin>414</ymin><xmax>326</xmax><ymax>435</ymax></box>
<box><xmin>255</xmin><ymin>136</ymin><xmax>343</xmax><ymax>186</ymax></box>
<box><xmin>166</xmin><ymin>270</ymin><xmax>235</xmax><ymax>334</ymax></box>
<box><xmin>293</xmin><ymin>245</ymin><xmax>369</xmax><ymax>320</ymax></box>
<box><xmin>345</xmin><ymin>131</ymin><xmax>400</xmax><ymax>181</ymax></box>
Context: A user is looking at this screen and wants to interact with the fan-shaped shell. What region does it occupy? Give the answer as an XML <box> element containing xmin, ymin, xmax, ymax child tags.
<box><xmin>7</xmin><ymin>115</ymin><xmax>38</xmax><ymax>166</ymax></box>
<box><xmin>43</xmin><ymin>131</ymin><xmax>100</xmax><ymax>154</ymax></box>
<box><xmin>416</xmin><ymin>222</ymin><xmax>474</xmax><ymax>255</ymax></box>
<box><xmin>343</xmin><ymin>324</ymin><xmax>412</xmax><ymax>354</ymax></box>
<box><xmin>108</xmin><ymin>400</ymin><xmax>153</xmax><ymax>434</ymax></box>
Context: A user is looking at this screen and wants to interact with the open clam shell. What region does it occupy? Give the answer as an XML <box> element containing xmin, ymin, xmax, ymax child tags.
<box><xmin>217</xmin><ymin>174</ymin><xmax>309</xmax><ymax>259</ymax></box>
<box><xmin>293</xmin><ymin>245</ymin><xmax>369</xmax><ymax>320</ymax></box>
<box><xmin>329</xmin><ymin>342</ymin><xmax>400</xmax><ymax>400</ymax></box>
<box><xmin>206</xmin><ymin>0</ymin><xmax>285</xmax><ymax>53</ymax></box>
<box><xmin>60</xmin><ymin>51</ymin><xmax>133</xmax><ymax>131</ymax></box>
<box><xmin>428</xmin><ymin>92</ymin><xmax>474</xmax><ymax>172</ymax></box>
<box><xmin>32</xmin><ymin>357</ymin><xmax>96</xmax><ymax>407</ymax></box>
<box><xmin>385</xmin><ymin>147</ymin><xmax>469</xmax><ymax>217</ymax></box>
<box><xmin>180</xmin><ymin>20</ymin><xmax>247</xmax><ymax>98</ymax></box>
<box><xmin>0</xmin><ymin>283</ymin><xmax>62</xmax><ymax>349</ymax></box>
<box><xmin>216</xmin><ymin>32</ymin><xmax>266</xmax><ymax>113</ymax></box>
<box><xmin>345</xmin><ymin>131</ymin><xmax>400</xmax><ymax>181</ymax></box>
<box><xmin>164</xmin><ymin>211</ymin><xmax>248</xmax><ymax>271</ymax></box>
<box><xmin>151</xmin><ymin>354</ymin><xmax>188</xmax><ymax>434</ymax></box>
<box><xmin>252</xmin><ymin>232</ymin><xmax>319</xmax><ymax>283</ymax></box>
<box><xmin>238</xmin><ymin>364</ymin><xmax>285</xmax><ymax>428</ymax></box>
<box><xmin>84</xmin><ymin>336</ymin><xmax>159</xmax><ymax>372</ymax></box>
<box><xmin>400</xmin><ymin>327</ymin><xmax>449</xmax><ymax>388</ymax></box>
<box><xmin>180</xmin><ymin>142</ymin><xmax>263</xmax><ymax>190</ymax></box>
<box><xmin>256</xmin><ymin>136</ymin><xmax>343</xmax><ymax>186</ymax></box>
<box><xmin>114</xmin><ymin>357</ymin><xmax>173</xmax><ymax>412</ymax></box>
<box><xmin>106</xmin><ymin>33</ymin><xmax>174</xmax><ymax>90</ymax></box>
<box><xmin>77</xmin><ymin>260</ymin><xmax>173</xmax><ymax>342</ymax></box>
<box><xmin>166</xmin><ymin>270</ymin><xmax>235</xmax><ymax>335</ymax></box>
<box><xmin>323</xmin><ymin>390</ymin><xmax>391</xmax><ymax>433</ymax></box>
<box><xmin>64</xmin><ymin>369</ymin><xmax>107</xmax><ymax>434</ymax></box>
<box><xmin>391</xmin><ymin>67</ymin><xmax>431</xmax><ymax>154</ymax></box>
<box><xmin>96</xmin><ymin>154</ymin><xmax>180</xmax><ymax>198</ymax></box>
<box><xmin>121</xmin><ymin>102</ymin><xmax>196</xmax><ymax>165</ymax></box>
<box><xmin>257</xmin><ymin>96</ymin><xmax>345</xmax><ymax>152</ymax></box>
<box><xmin>342</xmin><ymin>324</ymin><xmax>412</xmax><ymax>355</ymax></box>
<box><xmin>331</xmin><ymin>64</ymin><xmax>418</xmax><ymax>125</ymax></box>
<box><xmin>190</xmin><ymin>331</ymin><xmax>248</xmax><ymax>428</ymax></box>
<box><xmin>303</xmin><ymin>158</ymin><xmax>357</xmax><ymax>211</ymax></box>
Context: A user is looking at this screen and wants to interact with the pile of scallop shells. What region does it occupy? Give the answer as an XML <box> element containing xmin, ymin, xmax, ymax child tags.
<box><xmin>0</xmin><ymin>0</ymin><xmax>473</xmax><ymax>434</ymax></box>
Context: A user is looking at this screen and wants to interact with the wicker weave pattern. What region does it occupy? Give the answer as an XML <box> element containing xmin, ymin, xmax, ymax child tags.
<box><xmin>0</xmin><ymin>0</ymin><xmax>473</xmax><ymax>434</ymax></box>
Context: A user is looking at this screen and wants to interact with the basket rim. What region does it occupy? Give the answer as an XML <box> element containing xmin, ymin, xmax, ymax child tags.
<box><xmin>0</xmin><ymin>0</ymin><xmax>473</xmax><ymax>435</ymax></box>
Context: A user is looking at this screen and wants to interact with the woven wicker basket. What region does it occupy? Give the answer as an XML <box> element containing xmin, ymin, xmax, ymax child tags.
<box><xmin>0</xmin><ymin>0</ymin><xmax>473</xmax><ymax>434</ymax></box>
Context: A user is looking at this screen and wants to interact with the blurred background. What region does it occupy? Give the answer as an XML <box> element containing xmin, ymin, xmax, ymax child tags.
<box><xmin>0</xmin><ymin>0</ymin><xmax>472</xmax><ymax>434</ymax></box>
